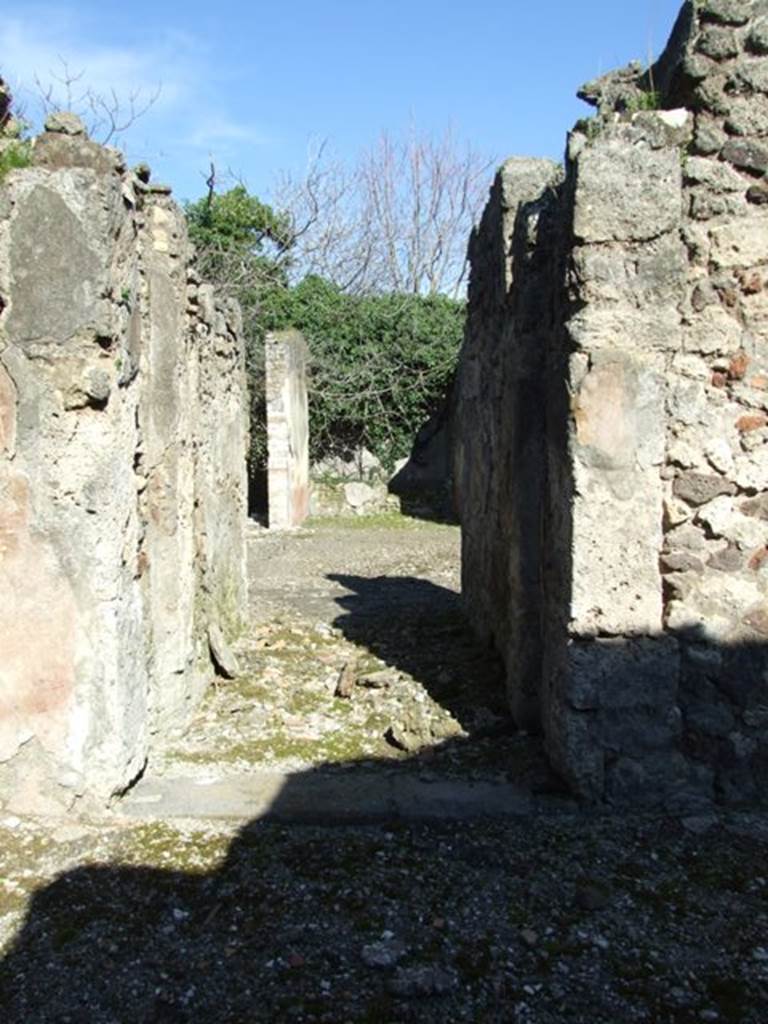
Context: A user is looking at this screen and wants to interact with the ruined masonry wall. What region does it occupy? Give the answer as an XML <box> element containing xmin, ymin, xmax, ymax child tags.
<box><xmin>455</xmin><ymin>0</ymin><xmax>768</xmax><ymax>808</ymax></box>
<box><xmin>0</xmin><ymin>117</ymin><xmax>248</xmax><ymax>813</ymax></box>
<box><xmin>454</xmin><ymin>158</ymin><xmax>563</xmax><ymax>734</ymax></box>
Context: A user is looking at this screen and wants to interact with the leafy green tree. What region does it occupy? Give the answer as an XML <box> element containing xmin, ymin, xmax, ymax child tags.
<box><xmin>257</xmin><ymin>276</ymin><xmax>464</xmax><ymax>467</ymax></box>
<box><xmin>185</xmin><ymin>184</ymin><xmax>294</xmax><ymax>475</ymax></box>
<box><xmin>185</xmin><ymin>182</ymin><xmax>465</xmax><ymax>477</ymax></box>
<box><xmin>185</xmin><ymin>184</ymin><xmax>292</xmax><ymax>294</ymax></box>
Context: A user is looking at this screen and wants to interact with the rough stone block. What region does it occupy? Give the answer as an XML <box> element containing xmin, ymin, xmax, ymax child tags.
<box><xmin>710</xmin><ymin>215</ymin><xmax>768</xmax><ymax>266</ymax></box>
<box><xmin>748</xmin><ymin>15</ymin><xmax>768</xmax><ymax>53</ymax></box>
<box><xmin>725</xmin><ymin>94</ymin><xmax>768</xmax><ymax>135</ymax></box>
<box><xmin>565</xmin><ymin>637</ymin><xmax>680</xmax><ymax>712</ymax></box>
<box><xmin>674</xmin><ymin>471</ymin><xmax>737</xmax><ymax>506</ymax></box>
<box><xmin>702</xmin><ymin>0</ymin><xmax>751</xmax><ymax>26</ymax></box>
<box><xmin>696</xmin><ymin>27</ymin><xmax>741</xmax><ymax>60</ymax></box>
<box><xmin>683</xmin><ymin>306</ymin><xmax>744</xmax><ymax>355</ymax></box>
<box><xmin>567</xmin><ymin>305</ymin><xmax>682</xmax><ymax>353</ymax></box>
<box><xmin>572</xmin><ymin>136</ymin><xmax>682</xmax><ymax>243</ymax></box>
<box><xmin>6</xmin><ymin>184</ymin><xmax>104</xmax><ymax>347</ymax></box>
<box><xmin>684</xmin><ymin>156</ymin><xmax>748</xmax><ymax>192</ymax></box>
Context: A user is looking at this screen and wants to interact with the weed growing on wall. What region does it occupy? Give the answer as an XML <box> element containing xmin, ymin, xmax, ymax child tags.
<box><xmin>0</xmin><ymin>141</ymin><xmax>31</xmax><ymax>181</ymax></box>
<box><xmin>625</xmin><ymin>89</ymin><xmax>661</xmax><ymax>114</ymax></box>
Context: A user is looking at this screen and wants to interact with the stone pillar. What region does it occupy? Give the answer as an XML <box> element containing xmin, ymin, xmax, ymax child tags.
<box><xmin>265</xmin><ymin>330</ymin><xmax>310</xmax><ymax>530</ymax></box>
<box><xmin>542</xmin><ymin>114</ymin><xmax>692</xmax><ymax>806</ymax></box>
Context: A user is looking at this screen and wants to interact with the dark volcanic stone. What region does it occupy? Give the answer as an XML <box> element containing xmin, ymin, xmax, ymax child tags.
<box><xmin>741</xmin><ymin>494</ymin><xmax>768</xmax><ymax>520</ymax></box>
<box><xmin>708</xmin><ymin>544</ymin><xmax>744</xmax><ymax>572</ymax></box>
<box><xmin>701</xmin><ymin>0</ymin><xmax>750</xmax><ymax>25</ymax></box>
<box><xmin>673</xmin><ymin>472</ymin><xmax>736</xmax><ymax>506</ymax></box>
<box><xmin>697</xmin><ymin>27</ymin><xmax>740</xmax><ymax>61</ymax></box>
<box><xmin>661</xmin><ymin>551</ymin><xmax>706</xmax><ymax>573</ymax></box>
<box><xmin>747</xmin><ymin>183</ymin><xmax>768</xmax><ymax>205</ymax></box>
<box><xmin>748</xmin><ymin>16</ymin><xmax>768</xmax><ymax>55</ymax></box>
<box><xmin>722</xmin><ymin>139</ymin><xmax>768</xmax><ymax>174</ymax></box>
<box><xmin>575</xmin><ymin>879</ymin><xmax>612</xmax><ymax>911</ymax></box>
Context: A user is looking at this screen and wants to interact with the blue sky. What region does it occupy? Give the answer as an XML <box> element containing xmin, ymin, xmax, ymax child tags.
<box><xmin>4</xmin><ymin>1</ymin><xmax>684</xmax><ymax>204</ymax></box>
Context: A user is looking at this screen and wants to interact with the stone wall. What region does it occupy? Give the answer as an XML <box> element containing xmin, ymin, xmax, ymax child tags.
<box><xmin>0</xmin><ymin>115</ymin><xmax>248</xmax><ymax>813</ymax></box>
<box><xmin>454</xmin><ymin>158</ymin><xmax>563</xmax><ymax>730</ymax></box>
<box><xmin>455</xmin><ymin>0</ymin><xmax>768</xmax><ymax>809</ymax></box>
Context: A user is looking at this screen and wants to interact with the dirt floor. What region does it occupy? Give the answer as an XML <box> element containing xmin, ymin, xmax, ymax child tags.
<box><xmin>1</xmin><ymin>515</ymin><xmax>767</xmax><ymax>1023</ymax></box>
<box><xmin>151</xmin><ymin>515</ymin><xmax>550</xmax><ymax>787</ymax></box>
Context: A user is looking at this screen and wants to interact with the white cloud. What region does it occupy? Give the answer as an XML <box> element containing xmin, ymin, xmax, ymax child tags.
<box><xmin>0</xmin><ymin>13</ymin><xmax>191</xmax><ymax>129</ymax></box>
<box><xmin>182</xmin><ymin>117</ymin><xmax>271</xmax><ymax>150</ymax></box>
<box><xmin>0</xmin><ymin>7</ymin><xmax>272</xmax><ymax>198</ymax></box>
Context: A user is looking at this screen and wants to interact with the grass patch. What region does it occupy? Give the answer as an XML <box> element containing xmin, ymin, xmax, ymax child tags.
<box><xmin>626</xmin><ymin>89</ymin><xmax>661</xmax><ymax>113</ymax></box>
<box><xmin>305</xmin><ymin>511</ymin><xmax>441</xmax><ymax>530</ymax></box>
<box><xmin>0</xmin><ymin>141</ymin><xmax>31</xmax><ymax>181</ymax></box>
<box><xmin>117</xmin><ymin>823</ymin><xmax>231</xmax><ymax>872</ymax></box>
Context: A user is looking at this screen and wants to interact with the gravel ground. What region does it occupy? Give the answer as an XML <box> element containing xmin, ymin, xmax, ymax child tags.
<box><xmin>1</xmin><ymin>516</ymin><xmax>767</xmax><ymax>1022</ymax></box>
<box><xmin>0</xmin><ymin>811</ymin><xmax>767</xmax><ymax>1022</ymax></box>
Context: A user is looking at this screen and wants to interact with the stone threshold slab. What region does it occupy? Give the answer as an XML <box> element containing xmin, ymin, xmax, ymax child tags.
<box><xmin>119</xmin><ymin>770</ymin><xmax>540</xmax><ymax>825</ymax></box>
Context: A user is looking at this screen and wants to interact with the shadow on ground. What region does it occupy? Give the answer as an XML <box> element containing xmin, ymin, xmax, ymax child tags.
<box><xmin>327</xmin><ymin>572</ymin><xmax>508</xmax><ymax>736</ymax></box>
<box><xmin>4</xmin><ymin>627</ymin><xmax>768</xmax><ymax>1022</ymax></box>
<box><xmin>2</xmin><ymin>778</ymin><xmax>768</xmax><ymax>1022</ymax></box>
<box><xmin>4</xmin><ymin>559</ymin><xmax>768</xmax><ymax>1020</ymax></box>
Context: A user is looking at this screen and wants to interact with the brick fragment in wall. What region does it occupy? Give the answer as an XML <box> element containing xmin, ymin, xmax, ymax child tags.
<box><xmin>738</xmin><ymin>270</ymin><xmax>763</xmax><ymax>295</ymax></box>
<box><xmin>696</xmin><ymin>496</ymin><xmax>768</xmax><ymax>549</ymax></box>
<box><xmin>737</xmin><ymin>411</ymin><xmax>768</xmax><ymax>432</ymax></box>
<box><xmin>729</xmin><ymin>351</ymin><xmax>750</xmax><ymax>379</ymax></box>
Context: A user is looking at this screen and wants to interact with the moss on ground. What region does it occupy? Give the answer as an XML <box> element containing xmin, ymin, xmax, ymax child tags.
<box><xmin>305</xmin><ymin>512</ymin><xmax>454</xmax><ymax>531</ymax></box>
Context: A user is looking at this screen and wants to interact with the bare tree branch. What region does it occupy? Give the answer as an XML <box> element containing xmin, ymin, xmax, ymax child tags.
<box><xmin>273</xmin><ymin>127</ymin><xmax>495</xmax><ymax>297</ymax></box>
<box><xmin>32</xmin><ymin>58</ymin><xmax>161</xmax><ymax>145</ymax></box>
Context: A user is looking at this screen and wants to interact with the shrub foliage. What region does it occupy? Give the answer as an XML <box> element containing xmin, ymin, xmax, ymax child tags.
<box><xmin>185</xmin><ymin>185</ymin><xmax>465</xmax><ymax>474</ymax></box>
<box><xmin>256</xmin><ymin>277</ymin><xmax>463</xmax><ymax>468</ymax></box>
